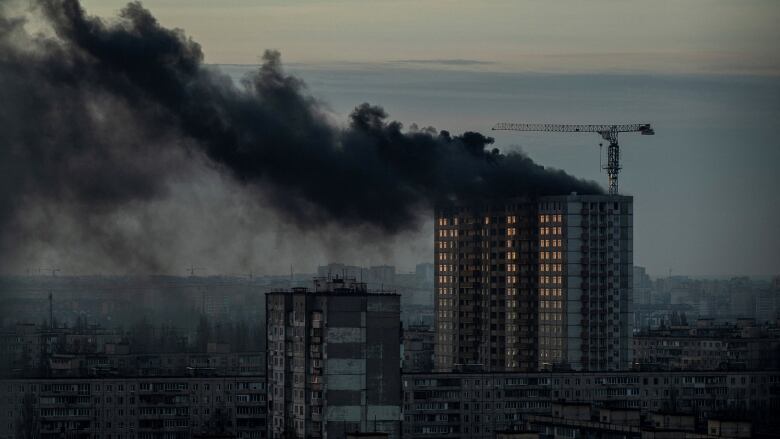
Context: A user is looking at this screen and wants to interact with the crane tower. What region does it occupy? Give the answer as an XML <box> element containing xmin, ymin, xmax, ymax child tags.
<box><xmin>492</xmin><ymin>123</ymin><xmax>654</xmax><ymax>195</ymax></box>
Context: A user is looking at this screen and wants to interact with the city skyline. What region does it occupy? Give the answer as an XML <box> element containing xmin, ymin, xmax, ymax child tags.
<box><xmin>1</xmin><ymin>1</ymin><xmax>778</xmax><ymax>436</ymax></box>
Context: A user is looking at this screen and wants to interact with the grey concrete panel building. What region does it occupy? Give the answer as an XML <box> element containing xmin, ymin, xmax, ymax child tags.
<box><xmin>0</xmin><ymin>375</ymin><xmax>267</xmax><ymax>439</ymax></box>
<box><xmin>538</xmin><ymin>194</ymin><xmax>634</xmax><ymax>371</ymax></box>
<box><xmin>402</xmin><ymin>370</ymin><xmax>780</xmax><ymax>438</ymax></box>
<box><xmin>266</xmin><ymin>278</ymin><xmax>401</xmax><ymax>439</ymax></box>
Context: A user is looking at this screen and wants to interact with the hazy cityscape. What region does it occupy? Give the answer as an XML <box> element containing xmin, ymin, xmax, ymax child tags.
<box><xmin>1</xmin><ymin>265</ymin><xmax>778</xmax><ymax>438</ymax></box>
<box><xmin>1</xmin><ymin>0</ymin><xmax>779</xmax><ymax>439</ymax></box>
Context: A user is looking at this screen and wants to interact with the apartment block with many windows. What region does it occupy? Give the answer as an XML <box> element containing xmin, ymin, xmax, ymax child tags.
<box><xmin>0</xmin><ymin>375</ymin><xmax>266</xmax><ymax>439</ymax></box>
<box><xmin>266</xmin><ymin>278</ymin><xmax>401</xmax><ymax>439</ymax></box>
<box><xmin>538</xmin><ymin>194</ymin><xmax>633</xmax><ymax>371</ymax></box>
<box><xmin>434</xmin><ymin>199</ymin><xmax>540</xmax><ymax>372</ymax></box>
<box><xmin>434</xmin><ymin>194</ymin><xmax>633</xmax><ymax>373</ymax></box>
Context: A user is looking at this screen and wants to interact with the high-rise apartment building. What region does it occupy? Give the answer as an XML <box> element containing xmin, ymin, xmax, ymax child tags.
<box><xmin>434</xmin><ymin>198</ymin><xmax>540</xmax><ymax>372</ymax></box>
<box><xmin>434</xmin><ymin>194</ymin><xmax>633</xmax><ymax>372</ymax></box>
<box><xmin>266</xmin><ymin>278</ymin><xmax>401</xmax><ymax>439</ymax></box>
<box><xmin>538</xmin><ymin>194</ymin><xmax>633</xmax><ymax>371</ymax></box>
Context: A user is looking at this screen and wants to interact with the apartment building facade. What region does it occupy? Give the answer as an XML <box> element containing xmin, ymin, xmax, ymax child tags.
<box><xmin>434</xmin><ymin>194</ymin><xmax>633</xmax><ymax>373</ymax></box>
<box><xmin>0</xmin><ymin>375</ymin><xmax>266</xmax><ymax>439</ymax></box>
<box><xmin>538</xmin><ymin>194</ymin><xmax>633</xmax><ymax>371</ymax></box>
<box><xmin>434</xmin><ymin>198</ymin><xmax>540</xmax><ymax>372</ymax></box>
<box><xmin>266</xmin><ymin>278</ymin><xmax>401</xmax><ymax>439</ymax></box>
<box><xmin>402</xmin><ymin>370</ymin><xmax>780</xmax><ymax>438</ymax></box>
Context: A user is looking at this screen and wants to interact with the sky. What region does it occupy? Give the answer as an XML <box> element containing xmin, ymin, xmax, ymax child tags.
<box><xmin>220</xmin><ymin>65</ymin><xmax>780</xmax><ymax>278</ymax></box>
<box><xmin>7</xmin><ymin>0</ymin><xmax>778</xmax><ymax>278</ymax></box>
<box><xmin>80</xmin><ymin>0</ymin><xmax>780</xmax><ymax>75</ymax></box>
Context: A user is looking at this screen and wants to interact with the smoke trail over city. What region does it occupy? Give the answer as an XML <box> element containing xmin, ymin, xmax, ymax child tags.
<box><xmin>0</xmin><ymin>0</ymin><xmax>601</xmax><ymax>272</ymax></box>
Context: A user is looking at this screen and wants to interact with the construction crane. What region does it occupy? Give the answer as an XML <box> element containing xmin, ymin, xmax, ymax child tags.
<box><xmin>492</xmin><ymin>123</ymin><xmax>655</xmax><ymax>195</ymax></box>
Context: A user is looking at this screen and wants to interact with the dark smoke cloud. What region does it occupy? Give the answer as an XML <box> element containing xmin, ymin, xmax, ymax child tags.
<box><xmin>0</xmin><ymin>0</ymin><xmax>601</xmax><ymax>272</ymax></box>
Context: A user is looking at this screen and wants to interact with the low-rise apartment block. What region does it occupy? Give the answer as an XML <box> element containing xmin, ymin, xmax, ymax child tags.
<box><xmin>402</xmin><ymin>370</ymin><xmax>780</xmax><ymax>438</ymax></box>
<box><xmin>0</xmin><ymin>375</ymin><xmax>267</xmax><ymax>439</ymax></box>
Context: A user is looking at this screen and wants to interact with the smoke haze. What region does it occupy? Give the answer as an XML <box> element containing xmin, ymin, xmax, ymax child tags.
<box><xmin>0</xmin><ymin>0</ymin><xmax>600</xmax><ymax>274</ymax></box>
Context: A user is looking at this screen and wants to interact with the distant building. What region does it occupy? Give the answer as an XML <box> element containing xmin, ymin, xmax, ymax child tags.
<box><xmin>266</xmin><ymin>278</ymin><xmax>401</xmax><ymax>439</ymax></box>
<box><xmin>402</xmin><ymin>324</ymin><xmax>434</xmax><ymax>373</ymax></box>
<box><xmin>202</xmin><ymin>289</ymin><xmax>231</xmax><ymax>319</ymax></box>
<box><xmin>729</xmin><ymin>277</ymin><xmax>756</xmax><ymax>319</ymax></box>
<box><xmin>415</xmin><ymin>263</ymin><xmax>434</xmax><ymax>284</ymax></box>
<box><xmin>755</xmin><ymin>288</ymin><xmax>779</xmax><ymax>324</ymax></box>
<box><xmin>633</xmin><ymin>319</ymin><xmax>780</xmax><ymax>371</ymax></box>
<box><xmin>368</xmin><ymin>265</ymin><xmax>396</xmax><ymax>287</ymax></box>
<box><xmin>633</xmin><ymin>266</ymin><xmax>652</xmax><ymax>306</ymax></box>
<box><xmin>317</xmin><ymin>263</ymin><xmax>364</xmax><ymax>281</ymax></box>
<box><xmin>0</xmin><ymin>323</ymin><xmax>123</xmax><ymax>377</ymax></box>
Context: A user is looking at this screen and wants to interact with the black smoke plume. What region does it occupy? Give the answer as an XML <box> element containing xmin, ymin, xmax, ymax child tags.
<box><xmin>0</xmin><ymin>0</ymin><xmax>601</xmax><ymax>271</ymax></box>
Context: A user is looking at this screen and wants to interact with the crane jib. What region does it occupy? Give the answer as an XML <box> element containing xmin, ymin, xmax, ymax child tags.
<box><xmin>491</xmin><ymin>123</ymin><xmax>653</xmax><ymax>133</ymax></box>
<box><xmin>490</xmin><ymin>122</ymin><xmax>654</xmax><ymax>195</ymax></box>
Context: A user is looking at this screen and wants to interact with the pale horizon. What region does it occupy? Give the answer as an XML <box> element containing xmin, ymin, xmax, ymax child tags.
<box><xmin>80</xmin><ymin>0</ymin><xmax>780</xmax><ymax>76</ymax></box>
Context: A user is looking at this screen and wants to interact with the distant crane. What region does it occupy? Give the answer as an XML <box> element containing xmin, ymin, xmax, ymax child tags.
<box><xmin>34</xmin><ymin>267</ymin><xmax>61</xmax><ymax>276</ymax></box>
<box><xmin>492</xmin><ymin>123</ymin><xmax>655</xmax><ymax>195</ymax></box>
<box><xmin>186</xmin><ymin>265</ymin><xmax>204</xmax><ymax>277</ymax></box>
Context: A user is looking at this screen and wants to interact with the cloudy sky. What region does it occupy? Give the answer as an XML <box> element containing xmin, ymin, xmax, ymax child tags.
<box><xmin>81</xmin><ymin>0</ymin><xmax>780</xmax><ymax>75</ymax></box>
<box><xmin>7</xmin><ymin>0</ymin><xmax>778</xmax><ymax>278</ymax></box>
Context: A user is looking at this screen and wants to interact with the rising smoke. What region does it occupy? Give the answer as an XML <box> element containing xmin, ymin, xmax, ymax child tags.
<box><xmin>0</xmin><ymin>0</ymin><xmax>601</xmax><ymax>273</ymax></box>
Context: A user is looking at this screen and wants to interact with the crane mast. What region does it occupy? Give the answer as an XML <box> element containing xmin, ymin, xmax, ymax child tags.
<box><xmin>492</xmin><ymin>123</ymin><xmax>654</xmax><ymax>195</ymax></box>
